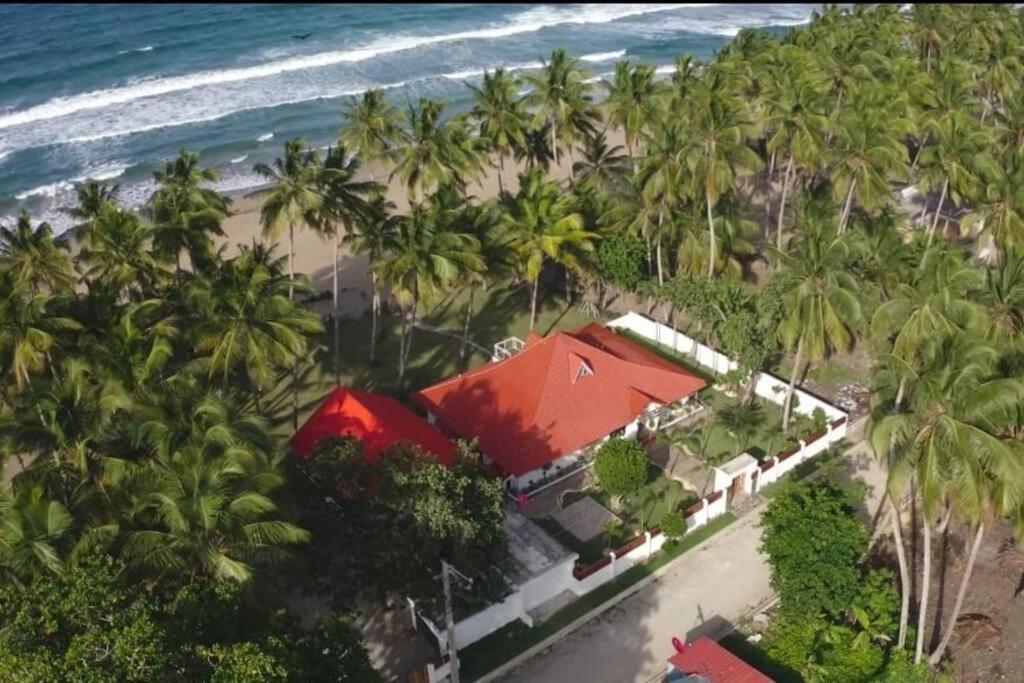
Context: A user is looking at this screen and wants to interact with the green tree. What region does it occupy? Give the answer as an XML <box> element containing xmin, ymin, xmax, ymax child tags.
<box><xmin>339</xmin><ymin>87</ymin><xmax>402</xmax><ymax>167</ymax></box>
<box><xmin>0</xmin><ymin>211</ymin><xmax>75</xmax><ymax>293</ymax></box>
<box><xmin>604</xmin><ymin>60</ymin><xmax>665</xmax><ymax>167</ymax></box>
<box><xmin>391</xmin><ymin>98</ymin><xmax>479</xmax><ymax>203</ymax></box>
<box><xmin>468</xmin><ymin>68</ymin><xmax>528</xmax><ymax>194</ymax></box>
<box><xmin>593</xmin><ymin>437</ymin><xmax>648</xmax><ymax>498</ymax></box>
<box><xmin>344</xmin><ymin>195</ymin><xmax>399</xmax><ymax>365</ymax></box>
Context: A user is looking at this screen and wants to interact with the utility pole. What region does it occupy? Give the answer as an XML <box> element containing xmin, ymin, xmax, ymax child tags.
<box><xmin>441</xmin><ymin>559</ymin><xmax>473</xmax><ymax>683</ymax></box>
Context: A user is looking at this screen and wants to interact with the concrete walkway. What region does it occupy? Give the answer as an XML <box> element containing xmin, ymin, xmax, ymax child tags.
<box><xmin>499</xmin><ymin>420</ymin><xmax>885</xmax><ymax>683</ymax></box>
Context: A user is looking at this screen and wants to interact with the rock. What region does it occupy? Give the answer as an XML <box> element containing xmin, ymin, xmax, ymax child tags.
<box><xmin>751</xmin><ymin>613</ymin><xmax>770</xmax><ymax>633</ymax></box>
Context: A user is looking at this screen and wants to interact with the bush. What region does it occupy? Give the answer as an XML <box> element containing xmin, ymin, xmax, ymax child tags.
<box><xmin>593</xmin><ymin>438</ymin><xmax>648</xmax><ymax>496</ymax></box>
<box><xmin>660</xmin><ymin>510</ymin><xmax>687</xmax><ymax>539</ymax></box>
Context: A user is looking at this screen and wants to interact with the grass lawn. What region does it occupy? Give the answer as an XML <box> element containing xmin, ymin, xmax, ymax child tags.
<box><xmin>612</xmin><ymin>328</ymin><xmax>717</xmax><ymax>382</ymax></box>
<box><xmin>267</xmin><ymin>282</ymin><xmax>594</xmax><ymax>434</ymax></box>
<box><xmin>458</xmin><ymin>513</ymin><xmax>738</xmax><ymax>681</ymax></box>
<box><xmin>553</xmin><ymin>464</ymin><xmax>699</xmax><ymax>563</ymax></box>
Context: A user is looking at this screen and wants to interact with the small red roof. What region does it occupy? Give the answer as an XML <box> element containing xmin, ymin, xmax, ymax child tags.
<box><xmin>668</xmin><ymin>636</ymin><xmax>773</xmax><ymax>683</ymax></box>
<box><xmin>290</xmin><ymin>387</ymin><xmax>455</xmax><ymax>464</ymax></box>
<box><xmin>413</xmin><ymin>324</ymin><xmax>706</xmax><ymax>477</ymax></box>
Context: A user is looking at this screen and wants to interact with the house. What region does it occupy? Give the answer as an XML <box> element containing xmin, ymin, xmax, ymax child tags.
<box><xmin>666</xmin><ymin>636</ymin><xmax>774</xmax><ymax>682</ymax></box>
<box><xmin>413</xmin><ymin>323</ymin><xmax>706</xmax><ymax>492</ymax></box>
<box><xmin>290</xmin><ymin>387</ymin><xmax>455</xmax><ymax>464</ymax></box>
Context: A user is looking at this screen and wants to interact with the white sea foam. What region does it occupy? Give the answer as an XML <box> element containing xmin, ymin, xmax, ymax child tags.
<box><xmin>440</xmin><ymin>60</ymin><xmax>543</xmax><ymax>81</ymax></box>
<box><xmin>230</xmin><ymin>154</ymin><xmax>248</xmax><ymax>164</ymax></box>
<box><xmin>256</xmin><ymin>132</ymin><xmax>274</xmax><ymax>142</ymax></box>
<box><xmin>118</xmin><ymin>45</ymin><xmax>155</xmax><ymax>55</ymax></box>
<box><xmin>71</xmin><ymin>163</ymin><xmax>128</xmax><ymax>182</ymax></box>
<box><xmin>580</xmin><ymin>49</ymin><xmax>627</xmax><ymax>63</ymax></box>
<box><xmin>0</xmin><ymin>4</ymin><xmax>693</xmax><ymax>132</ymax></box>
<box><xmin>15</xmin><ymin>180</ymin><xmax>74</xmax><ymax>200</ymax></box>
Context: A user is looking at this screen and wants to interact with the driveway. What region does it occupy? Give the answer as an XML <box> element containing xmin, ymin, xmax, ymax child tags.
<box><xmin>500</xmin><ymin>421</ymin><xmax>885</xmax><ymax>683</ymax></box>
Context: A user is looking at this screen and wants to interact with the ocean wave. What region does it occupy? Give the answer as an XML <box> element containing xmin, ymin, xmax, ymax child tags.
<box><xmin>118</xmin><ymin>45</ymin><xmax>155</xmax><ymax>55</ymax></box>
<box><xmin>230</xmin><ymin>154</ymin><xmax>248</xmax><ymax>164</ymax></box>
<box><xmin>0</xmin><ymin>4</ymin><xmax>693</xmax><ymax>131</ymax></box>
<box><xmin>256</xmin><ymin>132</ymin><xmax>274</xmax><ymax>142</ymax></box>
<box><xmin>14</xmin><ymin>180</ymin><xmax>75</xmax><ymax>201</ymax></box>
<box><xmin>580</xmin><ymin>49</ymin><xmax>627</xmax><ymax>63</ymax></box>
<box><xmin>440</xmin><ymin>60</ymin><xmax>543</xmax><ymax>81</ymax></box>
<box><xmin>72</xmin><ymin>164</ymin><xmax>128</xmax><ymax>182</ymax></box>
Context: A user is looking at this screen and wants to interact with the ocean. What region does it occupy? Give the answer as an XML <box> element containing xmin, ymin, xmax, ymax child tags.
<box><xmin>0</xmin><ymin>3</ymin><xmax>817</xmax><ymax>232</ymax></box>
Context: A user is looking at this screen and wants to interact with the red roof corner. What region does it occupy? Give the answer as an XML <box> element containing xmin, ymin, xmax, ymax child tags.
<box><xmin>290</xmin><ymin>387</ymin><xmax>455</xmax><ymax>465</ymax></box>
<box><xmin>668</xmin><ymin>636</ymin><xmax>773</xmax><ymax>683</ymax></box>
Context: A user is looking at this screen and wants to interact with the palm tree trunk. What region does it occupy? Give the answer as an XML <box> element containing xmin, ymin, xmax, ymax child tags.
<box><xmin>776</xmin><ymin>157</ymin><xmax>794</xmax><ymax>249</ymax></box>
<box><xmin>497</xmin><ymin>153</ymin><xmax>506</xmax><ymax>195</ymax></box>
<box><xmin>550</xmin><ymin>121</ymin><xmax>559</xmax><ymax>174</ymax></box>
<box><xmin>915</xmin><ymin>511</ymin><xmax>932</xmax><ymax>664</ymax></box>
<box><xmin>567</xmin><ymin>143</ymin><xmax>575</xmax><ymax>182</ymax></box>
<box><xmin>926</xmin><ymin>177</ymin><xmax>948</xmax><ymax>250</ymax></box>
<box><xmin>656</xmin><ymin>215</ymin><xmax>665</xmax><ymax>286</ymax></box>
<box><xmin>928</xmin><ymin>522</ymin><xmax>985</xmax><ymax>666</ymax></box>
<box><xmin>370</xmin><ymin>273</ymin><xmax>380</xmax><ymax>364</ymax></box>
<box><xmin>910</xmin><ymin>133</ymin><xmax>929</xmax><ymax>173</ymax></box>
<box><xmin>460</xmin><ymin>288</ymin><xmax>474</xmax><ymax>363</ymax></box>
<box><xmin>530</xmin><ymin>276</ymin><xmax>539</xmax><ymax>331</ymax></box>
<box><xmin>706</xmin><ymin>190</ymin><xmax>716</xmax><ymax>280</ymax></box>
<box><xmin>895</xmin><ymin>374</ymin><xmax>908</xmax><ymax>410</ymax></box>
<box><xmin>397</xmin><ymin>307</ymin><xmax>407</xmax><ymax>390</ymax></box>
<box><xmin>333</xmin><ymin>229</ymin><xmax>340</xmax><ymax>386</ymax></box>
<box><xmin>839</xmin><ymin>178</ymin><xmax>857</xmax><ymax>235</ymax></box>
<box><xmin>889</xmin><ymin>495</ymin><xmax>911</xmax><ymax>649</ymax></box>
<box><xmin>782</xmin><ymin>335</ymin><xmax>805</xmax><ymax>432</ymax></box>
<box><xmin>288</xmin><ymin>221</ymin><xmax>295</xmax><ymax>300</ymax></box>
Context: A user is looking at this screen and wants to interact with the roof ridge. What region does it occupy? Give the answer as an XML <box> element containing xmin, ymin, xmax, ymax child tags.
<box><xmin>412</xmin><ymin>332</ymin><xmax>556</xmax><ymax>393</ymax></box>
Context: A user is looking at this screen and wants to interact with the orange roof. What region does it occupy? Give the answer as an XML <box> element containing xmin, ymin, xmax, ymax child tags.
<box><xmin>668</xmin><ymin>636</ymin><xmax>774</xmax><ymax>682</ymax></box>
<box><xmin>413</xmin><ymin>324</ymin><xmax>705</xmax><ymax>477</ymax></box>
<box><xmin>290</xmin><ymin>387</ymin><xmax>455</xmax><ymax>464</ymax></box>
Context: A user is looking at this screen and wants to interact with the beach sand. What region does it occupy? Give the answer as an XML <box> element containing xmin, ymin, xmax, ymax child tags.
<box><xmin>216</xmin><ymin>127</ymin><xmax>626</xmax><ymax>318</ymax></box>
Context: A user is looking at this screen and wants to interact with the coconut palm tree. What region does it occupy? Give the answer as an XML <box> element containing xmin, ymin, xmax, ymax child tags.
<box><xmin>122</xmin><ymin>448</ymin><xmax>309</xmax><ymax>583</ymax></box>
<box><xmin>572</xmin><ymin>132</ymin><xmax>629</xmax><ymax>190</ymax></box>
<box><xmin>0</xmin><ymin>486</ymin><xmax>74</xmax><ymax>580</ymax></box>
<box><xmin>500</xmin><ymin>169</ymin><xmax>594</xmax><ymax>329</ymax></box>
<box><xmin>468</xmin><ymin>68</ymin><xmax>528</xmax><ymax>195</ymax></box>
<box><xmin>339</xmin><ymin>87</ymin><xmax>402</xmax><ymax>170</ymax></box>
<box><xmin>975</xmin><ymin>250</ymin><xmax>1024</xmax><ymax>346</ymax></box>
<box><xmin>604</xmin><ymin>60</ymin><xmax>665</xmax><ymax>168</ymax></box>
<box><xmin>515</xmin><ymin>122</ymin><xmax>555</xmax><ymax>172</ymax></box>
<box><xmin>317</xmin><ymin>144</ymin><xmax>381</xmax><ymax>384</ymax></box>
<box><xmin>523</xmin><ymin>48</ymin><xmax>599</xmax><ymax>181</ymax></box>
<box><xmin>0</xmin><ymin>273</ymin><xmax>81</xmax><ymax>390</ymax></box>
<box><xmin>772</xmin><ymin>227</ymin><xmax>862</xmax><ymax>430</ymax></box>
<box><xmin>375</xmin><ymin>197</ymin><xmax>484</xmax><ymax>390</ymax></box>
<box><xmin>147</xmin><ymin>149</ymin><xmax>231</xmax><ymax>276</ymax></box>
<box><xmin>635</xmin><ymin>119</ymin><xmax>690</xmax><ymax>285</ymax></box>
<box><xmin>65</xmin><ymin>179</ymin><xmax>121</xmax><ymax>241</ymax></box>
<box><xmin>391</xmin><ymin>98</ymin><xmax>480</xmax><ymax>203</ymax></box>
<box><xmin>0</xmin><ymin>210</ymin><xmax>75</xmax><ymax>293</ymax></box>
<box><xmin>681</xmin><ymin>66</ymin><xmax>763</xmax><ymax>278</ymax></box>
<box><xmin>250</xmin><ymin>138</ymin><xmax>323</xmax><ymax>300</ymax></box>
<box><xmin>78</xmin><ymin>205</ymin><xmax>169</xmax><ymax>300</ymax></box>
<box><xmin>345</xmin><ymin>195</ymin><xmax>400</xmax><ymax>365</ymax></box>
<box><xmin>961</xmin><ymin>159</ymin><xmax>1024</xmax><ymax>265</ymax></box>
<box><xmin>187</xmin><ymin>248</ymin><xmax>323</xmax><ymax>402</ymax></box>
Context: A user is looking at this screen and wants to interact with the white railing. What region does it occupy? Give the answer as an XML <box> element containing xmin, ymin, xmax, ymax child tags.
<box><xmin>493</xmin><ymin>336</ymin><xmax>525</xmax><ymax>362</ymax></box>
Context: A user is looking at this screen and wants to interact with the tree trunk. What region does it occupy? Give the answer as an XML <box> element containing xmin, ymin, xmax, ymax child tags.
<box><xmin>782</xmin><ymin>335</ymin><xmax>805</xmax><ymax>432</ymax></box>
<box><xmin>928</xmin><ymin>522</ymin><xmax>985</xmax><ymax>666</ymax></box>
<box><xmin>530</xmin><ymin>276</ymin><xmax>539</xmax><ymax>330</ymax></box>
<box><xmin>333</xmin><ymin>229</ymin><xmax>341</xmax><ymax>386</ymax></box>
<box><xmin>656</xmin><ymin>232</ymin><xmax>664</xmax><ymax>286</ymax></box>
<box><xmin>497</xmin><ymin>153</ymin><xmax>505</xmax><ymax>195</ymax></box>
<box><xmin>895</xmin><ymin>374</ymin><xmax>907</xmax><ymax>411</ymax></box>
<box><xmin>288</xmin><ymin>222</ymin><xmax>295</xmax><ymax>301</ymax></box>
<box><xmin>568</xmin><ymin>144</ymin><xmax>575</xmax><ymax>182</ymax></box>
<box><xmin>910</xmin><ymin>132</ymin><xmax>929</xmax><ymax>173</ymax></box>
<box><xmin>370</xmin><ymin>273</ymin><xmax>380</xmax><ymax>364</ymax></box>
<box><xmin>839</xmin><ymin>179</ymin><xmax>857</xmax><ymax>235</ymax></box>
<box><xmin>550</xmin><ymin>121</ymin><xmax>559</xmax><ymax>173</ymax></box>
<box><xmin>915</xmin><ymin>512</ymin><xmax>932</xmax><ymax>664</ymax></box>
<box><xmin>460</xmin><ymin>288</ymin><xmax>474</xmax><ymax>363</ymax></box>
<box><xmin>776</xmin><ymin>157</ymin><xmax>794</xmax><ymax>249</ymax></box>
<box><xmin>925</xmin><ymin>177</ymin><xmax>948</xmax><ymax>251</ymax></box>
<box><xmin>889</xmin><ymin>496</ymin><xmax>911</xmax><ymax>649</ymax></box>
<box><xmin>706</xmin><ymin>190</ymin><xmax>716</xmax><ymax>280</ymax></box>
<box><xmin>397</xmin><ymin>307</ymin><xmax>408</xmax><ymax>390</ymax></box>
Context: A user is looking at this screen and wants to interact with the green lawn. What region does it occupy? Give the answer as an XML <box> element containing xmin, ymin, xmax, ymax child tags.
<box><xmin>552</xmin><ymin>465</ymin><xmax>699</xmax><ymax>563</ymax></box>
<box><xmin>612</xmin><ymin>328</ymin><xmax>717</xmax><ymax>382</ymax></box>
<box><xmin>458</xmin><ymin>513</ymin><xmax>738</xmax><ymax>681</ymax></box>
<box><xmin>268</xmin><ymin>282</ymin><xmax>594</xmax><ymax>433</ymax></box>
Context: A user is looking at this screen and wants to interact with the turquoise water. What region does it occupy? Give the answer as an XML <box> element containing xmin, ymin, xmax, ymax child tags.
<box><xmin>0</xmin><ymin>4</ymin><xmax>816</xmax><ymax>231</ymax></box>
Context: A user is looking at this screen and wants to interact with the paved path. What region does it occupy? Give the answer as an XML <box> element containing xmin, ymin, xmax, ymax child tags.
<box><xmin>500</xmin><ymin>421</ymin><xmax>885</xmax><ymax>683</ymax></box>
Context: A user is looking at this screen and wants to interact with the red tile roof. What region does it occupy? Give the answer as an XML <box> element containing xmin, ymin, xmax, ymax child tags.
<box><xmin>412</xmin><ymin>324</ymin><xmax>706</xmax><ymax>477</ymax></box>
<box><xmin>290</xmin><ymin>387</ymin><xmax>455</xmax><ymax>464</ymax></box>
<box><xmin>668</xmin><ymin>636</ymin><xmax>773</xmax><ymax>683</ymax></box>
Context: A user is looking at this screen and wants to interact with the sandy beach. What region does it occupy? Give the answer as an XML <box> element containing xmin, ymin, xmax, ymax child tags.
<box><xmin>217</xmin><ymin>127</ymin><xmax>626</xmax><ymax>318</ymax></box>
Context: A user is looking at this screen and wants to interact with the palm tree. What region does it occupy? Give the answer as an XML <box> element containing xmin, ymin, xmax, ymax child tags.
<box><xmin>250</xmin><ymin>138</ymin><xmax>323</xmax><ymax>301</ymax></box>
<box><xmin>0</xmin><ymin>211</ymin><xmax>75</xmax><ymax>293</ymax></box>
<box><xmin>375</xmin><ymin>197</ymin><xmax>484</xmax><ymax>390</ymax></box>
<box><xmin>345</xmin><ymin>195</ymin><xmax>400</xmax><ymax>365</ymax></box>
<box><xmin>317</xmin><ymin>145</ymin><xmax>381</xmax><ymax>384</ymax></box>
<box><xmin>0</xmin><ymin>485</ymin><xmax>74</xmax><ymax>580</ymax></box>
<box><xmin>339</xmin><ymin>87</ymin><xmax>402</xmax><ymax>171</ymax></box>
<box><xmin>122</xmin><ymin>448</ymin><xmax>309</xmax><ymax>583</ymax></box>
<box><xmin>975</xmin><ymin>250</ymin><xmax>1024</xmax><ymax>345</ymax></box>
<box><xmin>187</xmin><ymin>248</ymin><xmax>323</xmax><ymax>401</ymax></box>
<box><xmin>468</xmin><ymin>68</ymin><xmax>528</xmax><ymax>195</ymax></box>
<box><xmin>515</xmin><ymin>123</ymin><xmax>555</xmax><ymax>172</ymax></box>
<box><xmin>64</xmin><ymin>179</ymin><xmax>120</xmax><ymax>241</ymax></box>
<box><xmin>676</xmin><ymin>198</ymin><xmax>756</xmax><ymax>280</ymax></box>
<box><xmin>523</xmin><ymin>48</ymin><xmax>599</xmax><ymax>181</ymax></box>
<box><xmin>78</xmin><ymin>204</ymin><xmax>170</xmax><ymax>300</ymax></box>
<box><xmin>829</xmin><ymin>85</ymin><xmax>912</xmax><ymax>235</ymax></box>
<box><xmin>147</xmin><ymin>149</ymin><xmax>231</xmax><ymax>276</ymax></box>
<box><xmin>714</xmin><ymin>403</ymin><xmax>765</xmax><ymax>456</ymax></box>
<box><xmin>604</xmin><ymin>60</ymin><xmax>665</xmax><ymax>168</ymax></box>
<box><xmin>500</xmin><ymin>169</ymin><xmax>594</xmax><ymax>329</ymax></box>
<box><xmin>681</xmin><ymin>66</ymin><xmax>763</xmax><ymax>278</ymax></box>
<box><xmin>572</xmin><ymin>132</ymin><xmax>629</xmax><ymax>190</ymax></box>
<box><xmin>961</xmin><ymin>159</ymin><xmax>1024</xmax><ymax>265</ymax></box>
<box><xmin>391</xmin><ymin>98</ymin><xmax>480</xmax><ymax>203</ymax></box>
<box><xmin>772</xmin><ymin>228</ymin><xmax>862</xmax><ymax>430</ymax></box>
<box><xmin>635</xmin><ymin>120</ymin><xmax>690</xmax><ymax>284</ymax></box>
<box><xmin>0</xmin><ymin>273</ymin><xmax>81</xmax><ymax>390</ymax></box>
